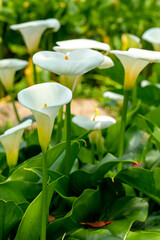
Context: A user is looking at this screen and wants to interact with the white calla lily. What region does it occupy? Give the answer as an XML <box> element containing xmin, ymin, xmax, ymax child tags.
<box><xmin>53</xmin><ymin>39</ymin><xmax>110</xmax><ymax>54</ymax></box>
<box><xmin>0</xmin><ymin>119</ymin><xmax>32</xmax><ymax>167</ymax></box>
<box><xmin>121</xmin><ymin>33</ymin><xmax>141</xmax><ymax>50</ymax></box>
<box><xmin>0</xmin><ymin>59</ymin><xmax>28</xmax><ymax>91</ymax></box>
<box><xmin>10</xmin><ymin>19</ymin><xmax>60</xmax><ymax>54</ymax></box>
<box><xmin>142</xmin><ymin>28</ymin><xmax>160</xmax><ymax>51</ymax></box>
<box><xmin>33</xmin><ymin>49</ymin><xmax>104</xmax><ymax>76</ymax></box>
<box><xmin>18</xmin><ymin>82</ymin><xmax>72</xmax><ymax>152</ymax></box>
<box><xmin>111</xmin><ymin>50</ymin><xmax>150</xmax><ymax>90</ymax></box>
<box><xmin>103</xmin><ymin>91</ymin><xmax>124</xmax><ymax>101</ymax></box>
<box><xmin>72</xmin><ymin>115</ymin><xmax>116</xmax><ymax>131</ymax></box>
<box><xmin>128</xmin><ymin>48</ymin><xmax>160</xmax><ymax>63</ymax></box>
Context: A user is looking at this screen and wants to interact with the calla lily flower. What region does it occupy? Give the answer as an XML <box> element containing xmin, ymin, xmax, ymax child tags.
<box><xmin>18</xmin><ymin>82</ymin><xmax>72</xmax><ymax>152</ymax></box>
<box><xmin>111</xmin><ymin>50</ymin><xmax>149</xmax><ymax>90</ymax></box>
<box><xmin>0</xmin><ymin>119</ymin><xmax>32</xmax><ymax>167</ymax></box>
<box><xmin>0</xmin><ymin>59</ymin><xmax>28</xmax><ymax>91</ymax></box>
<box><xmin>121</xmin><ymin>33</ymin><xmax>141</xmax><ymax>50</ymax></box>
<box><xmin>53</xmin><ymin>39</ymin><xmax>110</xmax><ymax>54</ymax></box>
<box><xmin>33</xmin><ymin>49</ymin><xmax>105</xmax><ymax>76</ymax></box>
<box><xmin>128</xmin><ymin>48</ymin><xmax>160</xmax><ymax>63</ymax></box>
<box><xmin>142</xmin><ymin>28</ymin><xmax>160</xmax><ymax>51</ymax></box>
<box><xmin>103</xmin><ymin>91</ymin><xmax>124</xmax><ymax>101</ymax></box>
<box><xmin>72</xmin><ymin>115</ymin><xmax>116</xmax><ymax>131</ymax></box>
<box><xmin>10</xmin><ymin>19</ymin><xmax>60</xmax><ymax>54</ymax></box>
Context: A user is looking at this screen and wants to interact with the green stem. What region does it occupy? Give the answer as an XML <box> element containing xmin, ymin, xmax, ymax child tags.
<box><xmin>32</xmin><ymin>59</ymin><xmax>38</xmax><ymax>84</ymax></box>
<box><xmin>65</xmin><ymin>102</ymin><xmax>71</xmax><ymax>175</ymax></box>
<box><xmin>55</xmin><ymin>106</ymin><xmax>63</xmax><ymax>144</ymax></box>
<box><xmin>118</xmin><ymin>90</ymin><xmax>129</xmax><ymax>170</ymax></box>
<box><xmin>0</xmin><ymin>21</ymin><xmax>3</xmax><ymax>59</ymax></box>
<box><xmin>140</xmin><ymin>135</ymin><xmax>152</xmax><ymax>163</ymax></box>
<box><xmin>9</xmin><ymin>91</ymin><xmax>21</xmax><ymax>123</ymax></box>
<box><xmin>132</xmin><ymin>82</ymin><xmax>137</xmax><ymax>107</ymax></box>
<box><xmin>41</xmin><ymin>150</ymin><xmax>48</xmax><ymax>240</ymax></box>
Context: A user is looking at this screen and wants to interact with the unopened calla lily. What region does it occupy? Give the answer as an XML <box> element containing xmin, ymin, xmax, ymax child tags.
<box><xmin>18</xmin><ymin>82</ymin><xmax>72</xmax><ymax>152</ymax></box>
<box><xmin>0</xmin><ymin>119</ymin><xmax>32</xmax><ymax>167</ymax></box>
<box><xmin>10</xmin><ymin>19</ymin><xmax>60</xmax><ymax>54</ymax></box>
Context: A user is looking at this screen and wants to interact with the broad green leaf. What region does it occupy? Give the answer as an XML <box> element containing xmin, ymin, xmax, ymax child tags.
<box><xmin>126</xmin><ymin>231</ymin><xmax>160</xmax><ymax>240</ymax></box>
<box><xmin>116</xmin><ymin>167</ymin><xmax>160</xmax><ymax>204</ymax></box>
<box><xmin>106</xmin><ymin>197</ymin><xmax>148</xmax><ymax>239</ymax></box>
<box><xmin>70</xmin><ymin>153</ymin><xmax>136</xmax><ymax>194</ymax></box>
<box><xmin>0</xmin><ymin>200</ymin><xmax>23</xmax><ymax>240</ymax></box>
<box><xmin>8</xmin><ymin>142</ymin><xmax>66</xmax><ymax>182</ymax></box>
<box><xmin>0</xmin><ymin>181</ymin><xmax>41</xmax><ymax>203</ymax></box>
<box><xmin>70</xmin><ymin>228</ymin><xmax>122</xmax><ymax>240</ymax></box>
<box><xmin>15</xmin><ymin>176</ymin><xmax>63</xmax><ymax>240</ymax></box>
<box><xmin>47</xmin><ymin>188</ymin><xmax>101</xmax><ymax>239</ymax></box>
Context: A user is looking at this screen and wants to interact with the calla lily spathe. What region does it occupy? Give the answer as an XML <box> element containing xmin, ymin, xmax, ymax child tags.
<box><xmin>18</xmin><ymin>82</ymin><xmax>72</xmax><ymax>152</ymax></box>
<box><xmin>10</xmin><ymin>19</ymin><xmax>60</xmax><ymax>54</ymax></box>
<box><xmin>53</xmin><ymin>39</ymin><xmax>110</xmax><ymax>54</ymax></box>
<box><xmin>128</xmin><ymin>48</ymin><xmax>160</xmax><ymax>63</ymax></box>
<box><xmin>0</xmin><ymin>119</ymin><xmax>32</xmax><ymax>167</ymax></box>
<box><xmin>142</xmin><ymin>28</ymin><xmax>160</xmax><ymax>51</ymax></box>
<box><xmin>121</xmin><ymin>33</ymin><xmax>141</xmax><ymax>50</ymax></box>
<box><xmin>0</xmin><ymin>59</ymin><xmax>28</xmax><ymax>91</ymax></box>
<box><xmin>72</xmin><ymin>115</ymin><xmax>116</xmax><ymax>131</ymax></box>
<box><xmin>103</xmin><ymin>91</ymin><xmax>124</xmax><ymax>102</ymax></box>
<box><xmin>111</xmin><ymin>50</ymin><xmax>149</xmax><ymax>90</ymax></box>
<box><xmin>33</xmin><ymin>49</ymin><xmax>105</xmax><ymax>76</ymax></box>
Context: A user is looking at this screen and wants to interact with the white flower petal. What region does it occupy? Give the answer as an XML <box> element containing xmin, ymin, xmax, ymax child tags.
<box><xmin>0</xmin><ymin>59</ymin><xmax>28</xmax><ymax>70</ymax></box>
<box><xmin>142</xmin><ymin>28</ymin><xmax>160</xmax><ymax>45</ymax></box>
<box><xmin>10</xmin><ymin>19</ymin><xmax>60</xmax><ymax>53</ymax></box>
<box><xmin>128</xmin><ymin>48</ymin><xmax>160</xmax><ymax>63</ymax></box>
<box><xmin>18</xmin><ymin>82</ymin><xmax>72</xmax><ymax>151</ymax></box>
<box><xmin>54</xmin><ymin>39</ymin><xmax>110</xmax><ymax>53</ymax></box>
<box><xmin>103</xmin><ymin>91</ymin><xmax>124</xmax><ymax>101</ymax></box>
<box><xmin>72</xmin><ymin>115</ymin><xmax>116</xmax><ymax>130</ymax></box>
<box><xmin>33</xmin><ymin>49</ymin><xmax>104</xmax><ymax>76</ymax></box>
<box><xmin>0</xmin><ymin>119</ymin><xmax>32</xmax><ymax>167</ymax></box>
<box><xmin>99</xmin><ymin>56</ymin><xmax>114</xmax><ymax>69</ymax></box>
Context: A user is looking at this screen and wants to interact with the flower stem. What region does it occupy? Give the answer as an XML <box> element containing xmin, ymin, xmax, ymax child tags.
<box><xmin>55</xmin><ymin>106</ymin><xmax>63</xmax><ymax>144</ymax></box>
<box><xmin>132</xmin><ymin>82</ymin><xmax>137</xmax><ymax>107</ymax></box>
<box><xmin>118</xmin><ymin>90</ymin><xmax>129</xmax><ymax>170</ymax></box>
<box><xmin>41</xmin><ymin>150</ymin><xmax>48</xmax><ymax>240</ymax></box>
<box><xmin>32</xmin><ymin>59</ymin><xmax>38</xmax><ymax>84</ymax></box>
<box><xmin>8</xmin><ymin>91</ymin><xmax>21</xmax><ymax>123</ymax></box>
<box><xmin>65</xmin><ymin>102</ymin><xmax>71</xmax><ymax>175</ymax></box>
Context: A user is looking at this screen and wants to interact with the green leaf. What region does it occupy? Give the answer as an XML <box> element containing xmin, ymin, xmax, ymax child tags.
<box><xmin>126</xmin><ymin>231</ymin><xmax>160</xmax><ymax>240</ymax></box>
<box><xmin>15</xmin><ymin>176</ymin><xmax>63</xmax><ymax>240</ymax></box>
<box><xmin>70</xmin><ymin>153</ymin><xmax>136</xmax><ymax>194</ymax></box>
<box><xmin>70</xmin><ymin>228</ymin><xmax>122</xmax><ymax>240</ymax></box>
<box><xmin>116</xmin><ymin>167</ymin><xmax>160</xmax><ymax>204</ymax></box>
<box><xmin>0</xmin><ymin>200</ymin><xmax>23</xmax><ymax>240</ymax></box>
<box><xmin>0</xmin><ymin>181</ymin><xmax>41</xmax><ymax>203</ymax></box>
<box><xmin>106</xmin><ymin>197</ymin><xmax>148</xmax><ymax>239</ymax></box>
<box><xmin>47</xmin><ymin>188</ymin><xmax>101</xmax><ymax>239</ymax></box>
<box><xmin>8</xmin><ymin>142</ymin><xmax>66</xmax><ymax>182</ymax></box>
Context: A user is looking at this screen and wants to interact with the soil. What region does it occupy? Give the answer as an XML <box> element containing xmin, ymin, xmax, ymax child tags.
<box><xmin>0</xmin><ymin>98</ymin><xmax>110</xmax><ymax>128</ymax></box>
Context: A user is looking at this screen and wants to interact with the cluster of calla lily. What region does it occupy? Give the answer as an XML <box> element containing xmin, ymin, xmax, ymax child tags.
<box><xmin>1</xmin><ymin>17</ymin><xmax>160</xmax><ymax>239</ymax></box>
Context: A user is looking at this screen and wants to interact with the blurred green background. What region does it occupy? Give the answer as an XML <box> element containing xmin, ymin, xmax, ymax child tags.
<box><xmin>1</xmin><ymin>0</ymin><xmax>160</xmax><ymax>59</ymax></box>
